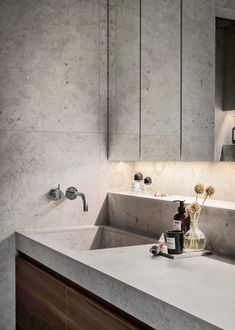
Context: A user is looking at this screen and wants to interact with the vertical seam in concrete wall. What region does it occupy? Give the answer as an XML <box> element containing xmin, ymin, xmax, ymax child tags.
<box><xmin>107</xmin><ymin>0</ymin><xmax>110</xmax><ymax>160</ymax></box>
<box><xmin>99</xmin><ymin>0</ymin><xmax>101</xmax><ymax>207</ymax></box>
<box><xmin>180</xmin><ymin>0</ymin><xmax>183</xmax><ymax>160</ymax></box>
<box><xmin>139</xmin><ymin>0</ymin><xmax>142</xmax><ymax>160</ymax></box>
<box><xmin>222</xmin><ymin>21</ymin><xmax>226</xmax><ymax>112</ymax></box>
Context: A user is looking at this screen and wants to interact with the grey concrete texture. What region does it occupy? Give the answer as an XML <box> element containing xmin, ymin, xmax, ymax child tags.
<box><xmin>181</xmin><ymin>0</ymin><xmax>215</xmax><ymax>161</ymax></box>
<box><xmin>0</xmin><ymin>131</ymin><xmax>101</xmax><ymax>235</ymax></box>
<box><xmin>108</xmin><ymin>2</ymin><xmax>140</xmax><ymax>160</ymax></box>
<box><xmin>16</xmin><ymin>231</ymin><xmax>227</xmax><ymax>330</ymax></box>
<box><xmin>1</xmin><ymin>0</ymin><xmax>235</xmax><ymax>328</ymax></box>
<box><xmin>110</xmin><ymin>0</ymin><xmax>217</xmax><ymax>161</ymax></box>
<box><xmin>105</xmin><ymin>0</ymin><xmax>139</xmax><ymax>10</ymax></box>
<box><xmin>217</xmin><ymin>0</ymin><xmax>235</xmax><ymax>10</ymax></box>
<box><xmin>141</xmin><ymin>0</ymin><xmax>181</xmax><ymax>135</ymax></box>
<box><xmin>109</xmin><ymin>133</ymin><xmax>139</xmax><ymax>161</ymax></box>
<box><xmin>0</xmin><ymin>0</ymin><xmax>133</xmax><ymax>328</ymax></box>
<box><xmin>108</xmin><ymin>193</ymin><xmax>235</xmax><ymax>259</ymax></box>
<box><xmin>0</xmin><ymin>0</ymin><xmax>100</xmax><ymax>133</ymax></box>
<box><xmin>220</xmin><ymin>144</ymin><xmax>235</xmax><ymax>160</ymax></box>
<box><xmin>141</xmin><ymin>0</ymin><xmax>181</xmax><ymax>161</ymax></box>
<box><xmin>141</xmin><ymin>135</ymin><xmax>180</xmax><ymax>161</ymax></box>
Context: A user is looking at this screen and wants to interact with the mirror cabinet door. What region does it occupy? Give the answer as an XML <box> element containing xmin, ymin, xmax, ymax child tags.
<box><xmin>108</xmin><ymin>0</ymin><xmax>215</xmax><ymax>162</ymax></box>
<box><xmin>181</xmin><ymin>0</ymin><xmax>215</xmax><ymax>161</ymax></box>
<box><xmin>108</xmin><ymin>0</ymin><xmax>140</xmax><ymax>161</ymax></box>
<box><xmin>215</xmin><ymin>12</ymin><xmax>235</xmax><ymax>161</ymax></box>
<box><xmin>141</xmin><ymin>0</ymin><xmax>181</xmax><ymax>161</ymax></box>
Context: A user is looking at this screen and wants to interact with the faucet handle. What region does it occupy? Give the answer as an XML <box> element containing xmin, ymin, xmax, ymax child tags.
<box><xmin>48</xmin><ymin>184</ymin><xmax>62</xmax><ymax>200</ymax></box>
<box><xmin>65</xmin><ymin>187</ymin><xmax>78</xmax><ymax>200</ymax></box>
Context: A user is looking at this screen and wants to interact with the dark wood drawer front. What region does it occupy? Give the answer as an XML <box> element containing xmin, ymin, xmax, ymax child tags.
<box><xmin>16</xmin><ymin>255</ymin><xmax>154</xmax><ymax>330</ymax></box>
<box><xmin>16</xmin><ymin>256</ymin><xmax>67</xmax><ymax>330</ymax></box>
<box><xmin>67</xmin><ymin>287</ymin><xmax>138</xmax><ymax>330</ymax></box>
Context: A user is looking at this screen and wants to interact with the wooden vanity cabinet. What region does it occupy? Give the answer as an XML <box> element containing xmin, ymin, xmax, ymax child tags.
<box><xmin>16</xmin><ymin>255</ymin><xmax>153</xmax><ymax>330</ymax></box>
<box><xmin>16</xmin><ymin>256</ymin><xmax>67</xmax><ymax>330</ymax></box>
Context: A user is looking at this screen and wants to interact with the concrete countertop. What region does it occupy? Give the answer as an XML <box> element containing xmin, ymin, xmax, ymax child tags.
<box><xmin>16</xmin><ymin>229</ymin><xmax>235</xmax><ymax>330</ymax></box>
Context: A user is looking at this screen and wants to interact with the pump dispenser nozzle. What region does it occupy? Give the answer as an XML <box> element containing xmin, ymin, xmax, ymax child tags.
<box><xmin>173</xmin><ymin>200</ymin><xmax>186</xmax><ymax>214</ymax></box>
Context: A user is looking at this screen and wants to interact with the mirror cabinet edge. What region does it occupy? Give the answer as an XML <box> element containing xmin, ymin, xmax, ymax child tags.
<box><xmin>107</xmin><ymin>0</ymin><xmax>235</xmax><ymax>163</ymax></box>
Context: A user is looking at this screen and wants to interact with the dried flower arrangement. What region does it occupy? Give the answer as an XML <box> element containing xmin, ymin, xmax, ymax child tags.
<box><xmin>184</xmin><ymin>183</ymin><xmax>215</xmax><ymax>251</ymax></box>
<box><xmin>186</xmin><ymin>183</ymin><xmax>215</xmax><ymax>216</ymax></box>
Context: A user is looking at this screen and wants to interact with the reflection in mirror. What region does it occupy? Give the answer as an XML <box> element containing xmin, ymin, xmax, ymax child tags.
<box><xmin>215</xmin><ymin>16</ymin><xmax>235</xmax><ymax>161</ymax></box>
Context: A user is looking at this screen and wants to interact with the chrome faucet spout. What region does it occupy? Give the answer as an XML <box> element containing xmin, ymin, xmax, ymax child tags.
<box><xmin>76</xmin><ymin>192</ymin><xmax>88</xmax><ymax>212</ymax></box>
<box><xmin>65</xmin><ymin>187</ymin><xmax>88</xmax><ymax>212</ymax></box>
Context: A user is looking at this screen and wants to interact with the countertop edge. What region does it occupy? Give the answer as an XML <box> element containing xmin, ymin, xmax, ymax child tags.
<box><xmin>15</xmin><ymin>232</ymin><xmax>222</xmax><ymax>330</ymax></box>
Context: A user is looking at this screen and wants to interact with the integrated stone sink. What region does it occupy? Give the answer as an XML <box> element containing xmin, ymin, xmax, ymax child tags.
<box><xmin>28</xmin><ymin>225</ymin><xmax>156</xmax><ymax>252</ymax></box>
<box><xmin>16</xmin><ymin>222</ymin><xmax>235</xmax><ymax>330</ymax></box>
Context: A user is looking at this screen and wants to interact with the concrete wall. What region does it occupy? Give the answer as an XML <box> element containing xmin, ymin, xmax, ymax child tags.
<box><xmin>133</xmin><ymin>161</ymin><xmax>235</xmax><ymax>202</ymax></box>
<box><xmin>0</xmin><ymin>1</ymin><xmax>133</xmax><ymax>328</ymax></box>
<box><xmin>1</xmin><ymin>0</ymin><xmax>235</xmax><ymax>328</ymax></box>
<box><xmin>108</xmin><ymin>192</ymin><xmax>235</xmax><ymax>258</ymax></box>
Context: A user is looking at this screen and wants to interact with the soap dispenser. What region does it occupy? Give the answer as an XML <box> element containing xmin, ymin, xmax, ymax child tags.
<box><xmin>232</xmin><ymin>116</ymin><xmax>235</xmax><ymax>144</ymax></box>
<box><xmin>173</xmin><ymin>200</ymin><xmax>190</xmax><ymax>233</ymax></box>
<box><xmin>131</xmin><ymin>172</ymin><xmax>144</xmax><ymax>194</ymax></box>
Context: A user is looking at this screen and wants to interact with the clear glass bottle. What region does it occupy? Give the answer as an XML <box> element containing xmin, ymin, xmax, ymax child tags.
<box><xmin>142</xmin><ymin>176</ymin><xmax>153</xmax><ymax>194</ymax></box>
<box><xmin>131</xmin><ymin>172</ymin><xmax>143</xmax><ymax>194</ymax></box>
<box><xmin>184</xmin><ymin>213</ymin><xmax>206</xmax><ymax>252</ymax></box>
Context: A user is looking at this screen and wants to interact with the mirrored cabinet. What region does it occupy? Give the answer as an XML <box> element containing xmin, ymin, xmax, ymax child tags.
<box><xmin>215</xmin><ymin>10</ymin><xmax>235</xmax><ymax>161</ymax></box>
<box><xmin>181</xmin><ymin>0</ymin><xmax>215</xmax><ymax>161</ymax></box>
<box><xmin>141</xmin><ymin>0</ymin><xmax>181</xmax><ymax>161</ymax></box>
<box><xmin>108</xmin><ymin>0</ymin><xmax>140</xmax><ymax>161</ymax></box>
<box><xmin>108</xmin><ymin>0</ymin><xmax>235</xmax><ymax>162</ymax></box>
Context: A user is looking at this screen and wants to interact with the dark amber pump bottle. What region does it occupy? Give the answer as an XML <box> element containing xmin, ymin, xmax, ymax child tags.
<box><xmin>232</xmin><ymin>116</ymin><xmax>235</xmax><ymax>144</ymax></box>
<box><xmin>173</xmin><ymin>200</ymin><xmax>190</xmax><ymax>233</ymax></box>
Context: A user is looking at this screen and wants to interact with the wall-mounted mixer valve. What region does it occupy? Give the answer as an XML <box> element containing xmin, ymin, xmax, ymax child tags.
<box><xmin>48</xmin><ymin>184</ymin><xmax>63</xmax><ymax>201</ymax></box>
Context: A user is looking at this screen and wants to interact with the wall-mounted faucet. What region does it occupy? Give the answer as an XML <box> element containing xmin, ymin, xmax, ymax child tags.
<box><xmin>48</xmin><ymin>184</ymin><xmax>63</xmax><ymax>201</ymax></box>
<box><xmin>65</xmin><ymin>187</ymin><xmax>88</xmax><ymax>212</ymax></box>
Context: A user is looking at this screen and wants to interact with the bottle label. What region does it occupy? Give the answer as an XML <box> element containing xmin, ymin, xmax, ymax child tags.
<box><xmin>173</xmin><ymin>220</ymin><xmax>182</xmax><ymax>230</ymax></box>
<box><xmin>166</xmin><ymin>237</ymin><xmax>176</xmax><ymax>250</ymax></box>
<box><xmin>131</xmin><ymin>182</ymin><xmax>140</xmax><ymax>193</ymax></box>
